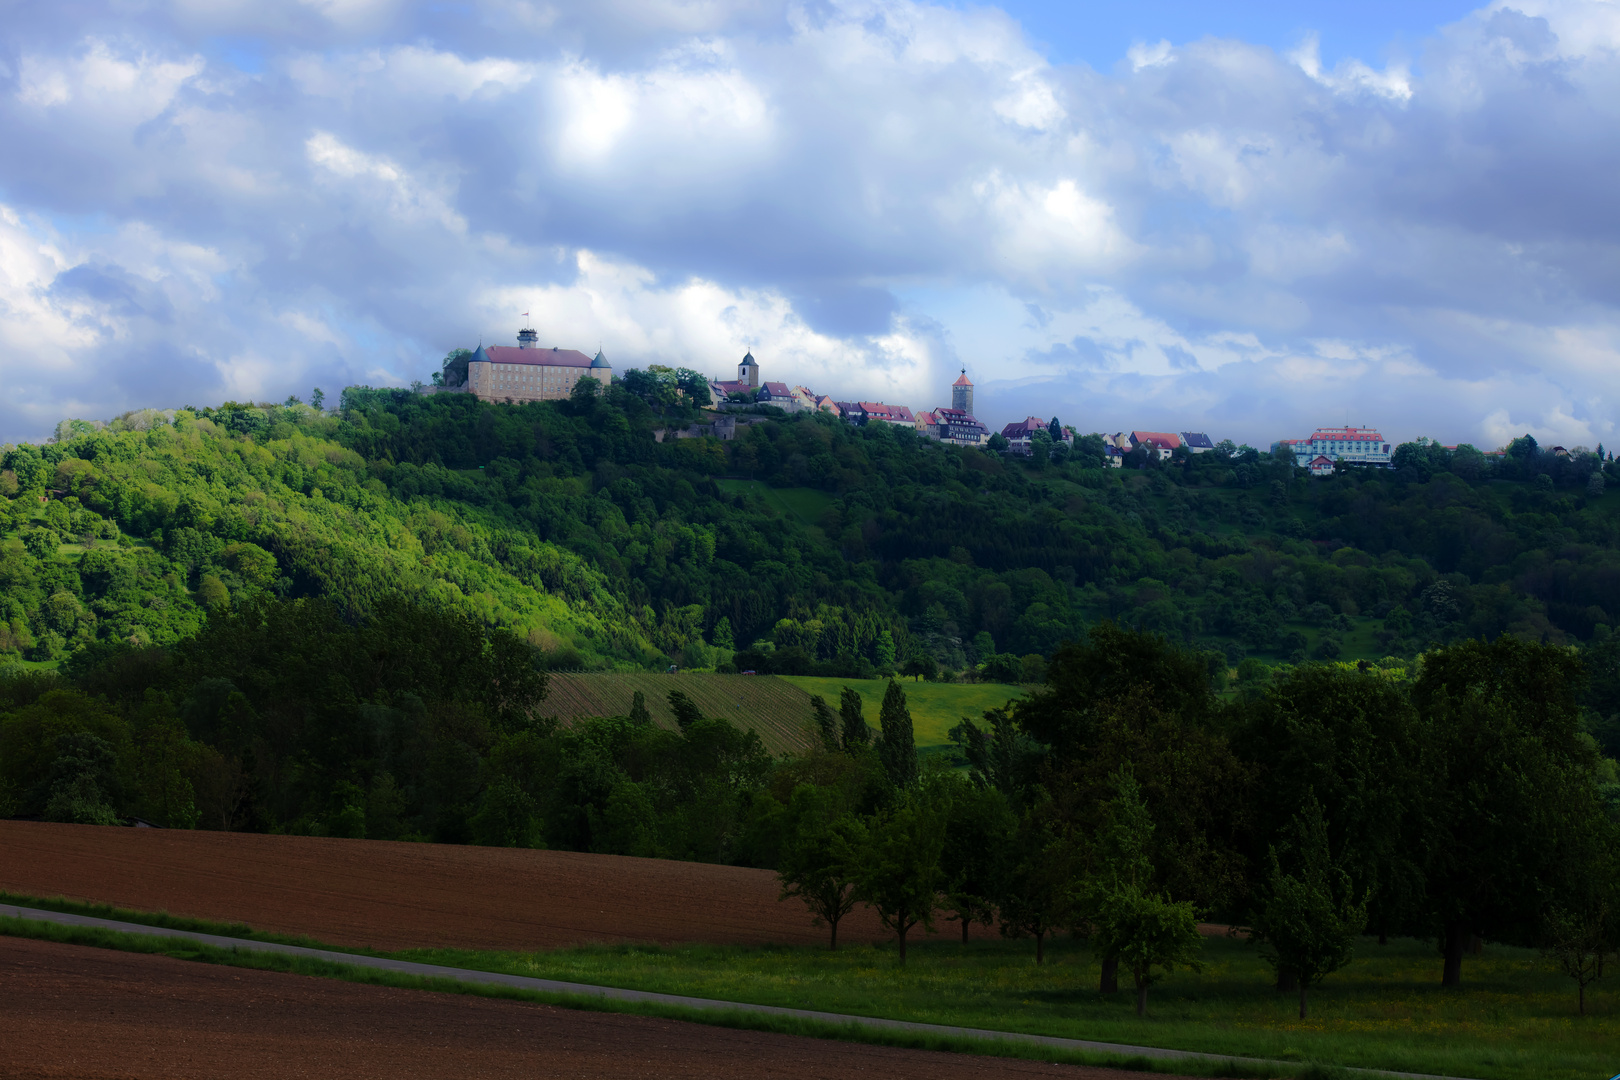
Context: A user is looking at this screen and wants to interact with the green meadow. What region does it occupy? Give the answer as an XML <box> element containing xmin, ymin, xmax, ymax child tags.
<box><xmin>778</xmin><ymin>676</ymin><xmax>1028</xmax><ymax>746</ymax></box>
<box><xmin>397</xmin><ymin>933</ymin><xmax>1617</xmax><ymax>1080</ymax></box>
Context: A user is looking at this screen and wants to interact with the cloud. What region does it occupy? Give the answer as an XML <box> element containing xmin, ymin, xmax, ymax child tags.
<box><xmin>0</xmin><ymin>0</ymin><xmax>1619</xmax><ymax>450</ymax></box>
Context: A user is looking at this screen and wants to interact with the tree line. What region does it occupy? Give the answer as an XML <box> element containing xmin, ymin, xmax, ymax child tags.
<box><xmin>772</xmin><ymin>623</ymin><xmax>1618</xmax><ymax>1017</ymax></box>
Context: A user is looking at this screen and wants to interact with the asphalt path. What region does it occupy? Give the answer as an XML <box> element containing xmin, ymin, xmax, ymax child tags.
<box><xmin>0</xmin><ymin>903</ymin><xmax>1469</xmax><ymax>1080</ymax></box>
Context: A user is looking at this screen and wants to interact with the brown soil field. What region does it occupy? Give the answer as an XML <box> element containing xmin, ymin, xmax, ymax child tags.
<box><xmin>545</xmin><ymin>672</ymin><xmax>818</xmax><ymax>752</ymax></box>
<box><xmin>0</xmin><ymin>936</ymin><xmax>1142</xmax><ymax>1080</ymax></box>
<box><xmin>0</xmin><ymin>820</ymin><xmax>887</xmax><ymax>951</ymax></box>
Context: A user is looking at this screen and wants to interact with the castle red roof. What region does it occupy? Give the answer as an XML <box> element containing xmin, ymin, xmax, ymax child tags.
<box><xmin>482</xmin><ymin>345</ymin><xmax>596</xmax><ymax>368</ymax></box>
<box><xmin>953</xmin><ymin>372</ymin><xmax>973</xmax><ymax>386</ymax></box>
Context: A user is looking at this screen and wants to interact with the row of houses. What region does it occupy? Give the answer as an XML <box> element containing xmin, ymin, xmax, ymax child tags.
<box><xmin>448</xmin><ymin>334</ymin><xmax>1400</xmax><ymax>476</ymax></box>
<box><xmin>707</xmin><ymin>351</ymin><xmax>1399</xmax><ymax>475</ymax></box>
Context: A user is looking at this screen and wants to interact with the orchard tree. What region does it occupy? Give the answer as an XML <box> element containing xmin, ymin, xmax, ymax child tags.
<box><xmin>939</xmin><ymin>778</ymin><xmax>1013</xmax><ymax>942</ymax></box>
<box><xmin>1252</xmin><ymin>792</ymin><xmax>1367</xmax><ymax>1019</ymax></box>
<box><xmin>1094</xmin><ymin>886</ymin><xmax>1204</xmax><ymax>1016</ymax></box>
<box><xmin>1234</xmin><ymin>663</ymin><xmax>1425</xmax><ymax>946</ymax></box>
<box><xmin>1412</xmin><ymin>637</ymin><xmax>1609</xmax><ymax>987</ymax></box>
<box><xmin>1080</xmin><ymin>769</ymin><xmax>1156</xmax><ymax>993</ymax></box>
<box><xmin>998</xmin><ymin>803</ymin><xmax>1071</xmax><ymax>964</ymax></box>
<box><xmin>777</xmin><ymin>785</ymin><xmax>868</xmax><ymax>950</ymax></box>
<box><xmin>854</xmin><ymin>789</ymin><xmax>946</xmax><ymax>964</ymax></box>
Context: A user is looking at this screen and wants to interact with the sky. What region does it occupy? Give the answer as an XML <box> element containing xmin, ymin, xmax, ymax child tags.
<box><xmin>2</xmin><ymin>0</ymin><xmax>1619</xmax><ymax>449</ymax></box>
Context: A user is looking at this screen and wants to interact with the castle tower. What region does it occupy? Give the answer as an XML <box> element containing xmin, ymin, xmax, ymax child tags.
<box><xmin>739</xmin><ymin>350</ymin><xmax>759</xmax><ymax>388</ymax></box>
<box><xmin>517</xmin><ymin>327</ymin><xmax>539</xmax><ymax>349</ymax></box>
<box><xmin>952</xmin><ymin>369</ymin><xmax>974</xmax><ymax>414</ymax></box>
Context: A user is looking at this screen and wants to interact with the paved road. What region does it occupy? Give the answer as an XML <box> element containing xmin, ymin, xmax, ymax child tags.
<box><xmin>0</xmin><ymin>904</ymin><xmax>1467</xmax><ymax>1080</ymax></box>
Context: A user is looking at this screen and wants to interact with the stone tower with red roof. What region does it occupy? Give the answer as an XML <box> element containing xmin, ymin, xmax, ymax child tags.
<box><xmin>951</xmin><ymin>369</ymin><xmax>973</xmax><ymax>414</ymax></box>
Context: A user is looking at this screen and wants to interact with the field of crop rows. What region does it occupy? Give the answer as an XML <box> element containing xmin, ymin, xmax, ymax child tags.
<box><xmin>544</xmin><ymin>673</ymin><xmax>818</xmax><ymax>753</ymax></box>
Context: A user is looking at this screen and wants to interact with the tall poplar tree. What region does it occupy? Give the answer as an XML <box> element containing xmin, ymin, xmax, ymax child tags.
<box><xmin>877</xmin><ymin>680</ymin><xmax>917</xmax><ymax>788</ymax></box>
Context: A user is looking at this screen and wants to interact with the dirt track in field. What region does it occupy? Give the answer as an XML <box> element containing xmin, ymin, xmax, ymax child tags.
<box><xmin>0</xmin><ymin>820</ymin><xmax>887</xmax><ymax>951</ymax></box>
<box><xmin>0</xmin><ymin>937</ymin><xmax>1155</xmax><ymax>1080</ymax></box>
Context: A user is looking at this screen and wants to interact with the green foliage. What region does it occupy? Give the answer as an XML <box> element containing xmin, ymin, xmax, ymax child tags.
<box><xmin>1093</xmin><ymin>884</ymin><xmax>1205</xmax><ymax>1016</ymax></box>
<box><xmin>876</xmin><ymin>680</ymin><xmax>916</xmax><ymax>788</ymax></box>
<box><xmin>838</xmin><ymin>685</ymin><xmax>870</xmax><ymax>750</ymax></box>
<box><xmin>938</xmin><ymin>775</ymin><xmax>1013</xmax><ymax>941</ymax></box>
<box><xmin>808</xmin><ymin>694</ymin><xmax>838</xmax><ymax>751</ymax></box>
<box><xmin>776</xmin><ymin>784</ymin><xmax>868</xmax><ymax>949</ymax></box>
<box><xmin>854</xmin><ymin>787</ymin><xmax>947</xmax><ymax>964</ymax></box>
<box><xmin>1253</xmin><ymin>793</ymin><xmax>1368</xmax><ymax>1019</ymax></box>
<box><xmin>667</xmin><ymin>689</ymin><xmax>703</xmax><ymax>733</ymax></box>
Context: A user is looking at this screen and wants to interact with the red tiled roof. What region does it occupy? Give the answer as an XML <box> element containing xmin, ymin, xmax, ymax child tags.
<box><xmin>1131</xmin><ymin>430</ymin><xmax>1181</xmax><ymax>449</ymax></box>
<box><xmin>484</xmin><ymin>345</ymin><xmax>595</xmax><ymax>367</ymax></box>
<box><xmin>861</xmin><ymin>402</ymin><xmax>915</xmax><ymax>423</ymax></box>
<box><xmin>953</xmin><ymin>373</ymin><xmax>973</xmax><ymax>386</ymax></box>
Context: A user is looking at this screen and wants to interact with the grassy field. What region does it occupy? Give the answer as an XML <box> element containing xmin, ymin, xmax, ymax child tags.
<box><xmin>544</xmin><ymin>672</ymin><xmax>818</xmax><ymax>753</ymax></box>
<box><xmin>779</xmin><ymin>676</ymin><xmax>1028</xmax><ymax>748</ymax></box>
<box><xmin>396</xmin><ymin>933</ymin><xmax>1614</xmax><ymax>1080</ymax></box>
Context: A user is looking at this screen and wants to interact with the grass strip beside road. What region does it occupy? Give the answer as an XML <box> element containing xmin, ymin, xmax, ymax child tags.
<box><xmin>0</xmin><ymin>906</ymin><xmax>1365</xmax><ymax>1080</ymax></box>
<box><xmin>394</xmin><ymin>936</ymin><xmax>1605</xmax><ymax>1080</ymax></box>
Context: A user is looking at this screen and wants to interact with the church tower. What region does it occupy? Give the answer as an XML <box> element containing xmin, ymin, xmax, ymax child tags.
<box><xmin>952</xmin><ymin>369</ymin><xmax>974</xmax><ymax>414</ymax></box>
<box><xmin>739</xmin><ymin>350</ymin><xmax>759</xmax><ymax>388</ymax></box>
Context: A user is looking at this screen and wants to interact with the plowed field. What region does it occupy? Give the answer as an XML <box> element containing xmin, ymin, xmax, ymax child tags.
<box><xmin>0</xmin><ymin>937</ymin><xmax>1137</xmax><ymax>1080</ymax></box>
<box><xmin>545</xmin><ymin>672</ymin><xmax>817</xmax><ymax>752</ymax></box>
<box><xmin>0</xmin><ymin>820</ymin><xmax>884</xmax><ymax>951</ymax></box>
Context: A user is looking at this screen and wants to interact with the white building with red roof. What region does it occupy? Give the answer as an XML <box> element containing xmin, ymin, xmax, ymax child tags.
<box><xmin>1281</xmin><ymin>426</ymin><xmax>1392</xmax><ymax>468</ymax></box>
<box><xmin>1130</xmin><ymin>431</ymin><xmax>1181</xmax><ymax>460</ymax></box>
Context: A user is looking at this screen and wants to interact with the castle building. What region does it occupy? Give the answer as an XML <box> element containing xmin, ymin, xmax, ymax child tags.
<box><xmin>449</xmin><ymin>329</ymin><xmax>613</xmax><ymax>403</ymax></box>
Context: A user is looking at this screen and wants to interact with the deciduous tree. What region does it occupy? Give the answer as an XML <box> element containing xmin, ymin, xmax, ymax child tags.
<box><xmin>1252</xmin><ymin>792</ymin><xmax>1367</xmax><ymax>1019</ymax></box>
<box><xmin>776</xmin><ymin>785</ymin><xmax>868</xmax><ymax>949</ymax></box>
<box><xmin>854</xmin><ymin>790</ymin><xmax>946</xmax><ymax>964</ymax></box>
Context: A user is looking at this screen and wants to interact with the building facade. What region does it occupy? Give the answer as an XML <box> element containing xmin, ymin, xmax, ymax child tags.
<box><xmin>450</xmin><ymin>330</ymin><xmax>613</xmax><ymax>403</ymax></box>
<box><xmin>932</xmin><ymin>406</ymin><xmax>989</xmax><ymax>446</ymax></box>
<box><xmin>1280</xmin><ymin>426</ymin><xmax>1392</xmax><ymax>468</ymax></box>
<box><xmin>1001</xmin><ymin>416</ymin><xmax>1073</xmax><ymax>455</ymax></box>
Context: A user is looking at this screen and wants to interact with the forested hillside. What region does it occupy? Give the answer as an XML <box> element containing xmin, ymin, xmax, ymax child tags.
<box><xmin>6</xmin><ymin>388</ymin><xmax>1620</xmax><ymax>987</ymax></box>
<box><xmin>4</xmin><ymin>384</ymin><xmax>1620</xmax><ymax>677</ymax></box>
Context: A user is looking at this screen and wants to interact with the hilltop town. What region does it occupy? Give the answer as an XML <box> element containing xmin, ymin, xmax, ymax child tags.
<box><xmin>435</xmin><ymin>328</ymin><xmax>1522</xmax><ymax>474</ymax></box>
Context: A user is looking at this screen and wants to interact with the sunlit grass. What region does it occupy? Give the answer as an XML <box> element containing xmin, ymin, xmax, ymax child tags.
<box><xmin>397</xmin><ymin>933</ymin><xmax>1617</xmax><ymax>1080</ymax></box>
<box><xmin>779</xmin><ymin>676</ymin><xmax>1027</xmax><ymax>746</ymax></box>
